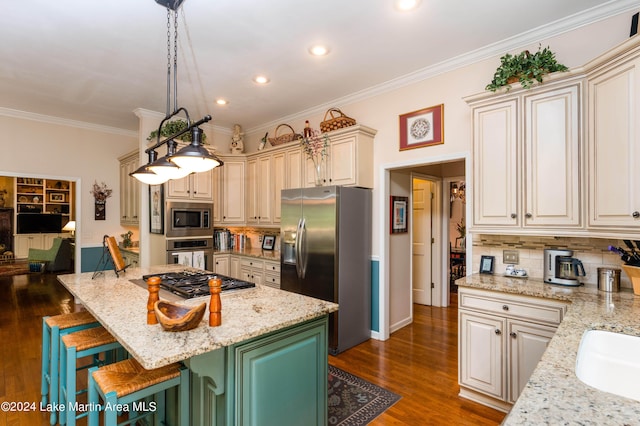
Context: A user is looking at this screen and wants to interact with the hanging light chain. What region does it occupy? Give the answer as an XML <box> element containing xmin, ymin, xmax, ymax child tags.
<box><xmin>173</xmin><ymin>6</ymin><xmax>179</xmax><ymax>113</ymax></box>
<box><xmin>165</xmin><ymin>5</ymin><xmax>171</xmax><ymax>116</ymax></box>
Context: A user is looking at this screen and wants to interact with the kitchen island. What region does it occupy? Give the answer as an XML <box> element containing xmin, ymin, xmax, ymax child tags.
<box><xmin>57</xmin><ymin>265</ymin><xmax>338</xmax><ymax>425</ymax></box>
<box><xmin>456</xmin><ymin>274</ymin><xmax>640</xmax><ymax>424</ymax></box>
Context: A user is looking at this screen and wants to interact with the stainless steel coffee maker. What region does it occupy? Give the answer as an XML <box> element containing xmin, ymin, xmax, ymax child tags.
<box><xmin>544</xmin><ymin>249</ymin><xmax>586</xmax><ymax>286</ymax></box>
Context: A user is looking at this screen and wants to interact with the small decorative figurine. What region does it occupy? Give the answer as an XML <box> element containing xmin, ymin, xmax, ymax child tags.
<box><xmin>230</xmin><ymin>124</ymin><xmax>245</xmax><ymax>154</ymax></box>
<box><xmin>146</xmin><ymin>276</ymin><xmax>161</xmax><ymax>325</ymax></box>
<box><xmin>208</xmin><ymin>278</ymin><xmax>222</xmax><ymax>326</ymax></box>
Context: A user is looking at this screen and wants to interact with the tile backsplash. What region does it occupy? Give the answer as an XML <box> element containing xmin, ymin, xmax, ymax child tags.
<box><xmin>471</xmin><ymin>235</ymin><xmax>631</xmax><ymax>288</ymax></box>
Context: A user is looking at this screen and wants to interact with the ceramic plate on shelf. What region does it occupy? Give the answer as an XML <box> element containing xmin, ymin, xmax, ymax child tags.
<box><xmin>18</xmin><ymin>196</ymin><xmax>27</xmax><ymax>203</ymax></box>
<box><xmin>32</xmin><ymin>196</ymin><xmax>39</xmax><ymax>203</ymax></box>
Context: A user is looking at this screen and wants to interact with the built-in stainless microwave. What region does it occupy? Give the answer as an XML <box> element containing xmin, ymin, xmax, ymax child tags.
<box><xmin>165</xmin><ymin>201</ymin><xmax>212</xmax><ymax>238</ymax></box>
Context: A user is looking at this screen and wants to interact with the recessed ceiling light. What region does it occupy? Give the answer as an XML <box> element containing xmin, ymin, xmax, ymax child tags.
<box><xmin>215</xmin><ymin>99</ymin><xmax>228</xmax><ymax>105</ymax></box>
<box><xmin>253</xmin><ymin>75</ymin><xmax>270</xmax><ymax>84</ymax></box>
<box><xmin>309</xmin><ymin>45</ymin><xmax>330</xmax><ymax>56</ymax></box>
<box><xmin>394</xmin><ymin>0</ymin><xmax>421</xmax><ymax>11</ymax></box>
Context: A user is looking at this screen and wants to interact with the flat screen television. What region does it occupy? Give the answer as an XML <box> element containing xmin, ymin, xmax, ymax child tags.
<box><xmin>17</xmin><ymin>213</ymin><xmax>63</xmax><ymax>234</ymax></box>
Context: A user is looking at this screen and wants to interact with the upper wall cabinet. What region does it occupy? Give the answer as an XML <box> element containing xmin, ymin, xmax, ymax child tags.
<box><xmin>166</xmin><ymin>169</ymin><xmax>213</xmax><ymax>201</ymax></box>
<box><xmin>119</xmin><ymin>150</ymin><xmax>140</xmax><ymax>226</ymax></box>
<box><xmin>304</xmin><ymin>125</ymin><xmax>376</xmax><ymax>189</ymax></box>
<box><xmin>466</xmin><ymin>78</ymin><xmax>583</xmax><ymax>234</ymax></box>
<box><xmin>586</xmin><ymin>46</ymin><xmax>640</xmax><ymax>231</ymax></box>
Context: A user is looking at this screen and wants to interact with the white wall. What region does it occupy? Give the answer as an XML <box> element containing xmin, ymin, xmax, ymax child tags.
<box><xmin>0</xmin><ymin>114</ymin><xmax>137</xmax><ymax>252</ymax></box>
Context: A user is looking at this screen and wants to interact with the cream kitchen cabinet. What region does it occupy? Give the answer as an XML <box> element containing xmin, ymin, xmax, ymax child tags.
<box><xmin>246</xmin><ymin>155</ymin><xmax>272</xmax><ymax>225</ymax></box>
<box><xmin>166</xmin><ymin>169</ymin><xmax>213</xmax><ymax>201</ymax></box>
<box><xmin>220</xmin><ymin>159</ymin><xmax>245</xmax><ymax>224</ymax></box>
<box><xmin>458</xmin><ymin>287</ymin><xmax>566</xmax><ymax>411</ymax></box>
<box><xmin>120</xmin><ymin>249</ymin><xmax>139</xmax><ymax>268</ymax></box>
<box><xmin>467</xmin><ymin>81</ymin><xmax>582</xmax><ymax>233</ymax></box>
<box><xmin>230</xmin><ymin>255</ymin><xmax>241</xmax><ymax>279</ymax></box>
<box><xmin>587</xmin><ymin>52</ymin><xmax>640</xmax><ymax>231</ymax></box>
<box><xmin>118</xmin><ymin>150</ymin><xmax>140</xmax><ymax>226</ymax></box>
<box><xmin>263</xmin><ymin>260</ymin><xmax>281</xmax><ymax>289</ymax></box>
<box><xmin>240</xmin><ymin>257</ymin><xmax>264</xmax><ymax>286</ymax></box>
<box><xmin>304</xmin><ymin>125</ymin><xmax>376</xmax><ymax>189</ymax></box>
<box><xmin>213</xmin><ymin>254</ymin><xmax>230</xmax><ymax>276</ymax></box>
<box><xmin>211</xmin><ymin>166</ymin><xmax>222</xmax><ymax>223</ymax></box>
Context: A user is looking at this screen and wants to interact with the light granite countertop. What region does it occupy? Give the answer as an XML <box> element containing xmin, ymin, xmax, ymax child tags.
<box><xmin>214</xmin><ymin>248</ymin><xmax>280</xmax><ymax>261</ymax></box>
<box><xmin>456</xmin><ymin>274</ymin><xmax>640</xmax><ymax>424</ymax></box>
<box><xmin>57</xmin><ymin>265</ymin><xmax>337</xmax><ymax>370</ymax></box>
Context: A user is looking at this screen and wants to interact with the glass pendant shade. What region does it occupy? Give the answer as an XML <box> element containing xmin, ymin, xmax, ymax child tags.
<box><xmin>130</xmin><ymin>151</ymin><xmax>170</xmax><ymax>184</ymax></box>
<box><xmin>148</xmin><ymin>140</ymin><xmax>191</xmax><ymax>179</ymax></box>
<box><xmin>171</xmin><ymin>127</ymin><xmax>223</xmax><ymax>173</ymax></box>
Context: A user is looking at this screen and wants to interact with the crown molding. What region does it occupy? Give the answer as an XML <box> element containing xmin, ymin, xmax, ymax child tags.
<box><xmin>0</xmin><ymin>107</ymin><xmax>138</xmax><ymax>138</ymax></box>
<box><xmin>247</xmin><ymin>0</ymin><xmax>639</xmax><ymax>134</ymax></box>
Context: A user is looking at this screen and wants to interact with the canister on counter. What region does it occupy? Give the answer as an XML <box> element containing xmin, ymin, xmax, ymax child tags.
<box><xmin>597</xmin><ymin>267</ymin><xmax>621</xmax><ymax>292</ymax></box>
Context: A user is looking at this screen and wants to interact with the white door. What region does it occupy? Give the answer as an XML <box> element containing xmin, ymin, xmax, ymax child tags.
<box><xmin>412</xmin><ymin>177</ymin><xmax>433</xmax><ymax>305</ymax></box>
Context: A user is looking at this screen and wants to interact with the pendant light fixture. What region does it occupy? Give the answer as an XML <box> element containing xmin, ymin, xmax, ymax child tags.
<box><xmin>131</xmin><ymin>0</ymin><xmax>223</xmax><ymax>184</ymax></box>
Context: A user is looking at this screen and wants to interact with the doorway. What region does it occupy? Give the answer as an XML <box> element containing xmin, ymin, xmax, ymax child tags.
<box><xmin>379</xmin><ymin>155</ymin><xmax>468</xmax><ymax>341</ymax></box>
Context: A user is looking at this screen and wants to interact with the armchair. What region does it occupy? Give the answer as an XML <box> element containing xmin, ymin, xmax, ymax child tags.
<box><xmin>28</xmin><ymin>237</ymin><xmax>72</xmax><ymax>272</ymax></box>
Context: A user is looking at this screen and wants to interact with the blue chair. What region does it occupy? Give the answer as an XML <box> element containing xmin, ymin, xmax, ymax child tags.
<box><xmin>41</xmin><ymin>311</ymin><xmax>99</xmax><ymax>425</ymax></box>
<box><xmin>59</xmin><ymin>326</ymin><xmax>124</xmax><ymax>425</ymax></box>
<box><xmin>88</xmin><ymin>358</ymin><xmax>190</xmax><ymax>426</ymax></box>
<box><xmin>28</xmin><ymin>237</ymin><xmax>72</xmax><ymax>272</ymax></box>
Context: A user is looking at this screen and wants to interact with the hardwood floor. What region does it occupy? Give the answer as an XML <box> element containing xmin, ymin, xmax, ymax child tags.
<box><xmin>0</xmin><ymin>273</ymin><xmax>504</xmax><ymax>425</ymax></box>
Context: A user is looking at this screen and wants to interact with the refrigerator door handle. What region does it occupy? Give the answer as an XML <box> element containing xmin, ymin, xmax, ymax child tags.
<box><xmin>295</xmin><ymin>218</ymin><xmax>303</xmax><ymax>279</ymax></box>
<box><xmin>299</xmin><ymin>217</ymin><xmax>307</xmax><ymax>279</ymax></box>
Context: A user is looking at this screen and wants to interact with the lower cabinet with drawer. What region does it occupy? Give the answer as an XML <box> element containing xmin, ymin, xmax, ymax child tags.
<box><xmin>240</xmin><ymin>258</ymin><xmax>264</xmax><ymax>286</ymax></box>
<box><xmin>458</xmin><ymin>287</ymin><xmax>567</xmax><ymax>411</ymax></box>
<box><xmin>263</xmin><ymin>260</ymin><xmax>281</xmax><ymax>289</ymax></box>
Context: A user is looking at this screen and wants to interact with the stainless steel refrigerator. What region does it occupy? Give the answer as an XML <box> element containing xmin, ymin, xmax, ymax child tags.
<box><xmin>280</xmin><ymin>186</ymin><xmax>371</xmax><ymax>355</ymax></box>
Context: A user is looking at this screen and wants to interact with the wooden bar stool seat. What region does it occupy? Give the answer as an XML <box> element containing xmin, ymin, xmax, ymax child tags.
<box><xmin>88</xmin><ymin>358</ymin><xmax>190</xmax><ymax>426</ymax></box>
<box><xmin>59</xmin><ymin>326</ymin><xmax>124</xmax><ymax>425</ymax></box>
<box><xmin>41</xmin><ymin>310</ymin><xmax>99</xmax><ymax>425</ymax></box>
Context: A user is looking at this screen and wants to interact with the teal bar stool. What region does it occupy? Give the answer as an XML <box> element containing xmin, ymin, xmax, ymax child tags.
<box><xmin>88</xmin><ymin>358</ymin><xmax>190</xmax><ymax>426</ymax></box>
<box><xmin>41</xmin><ymin>310</ymin><xmax>99</xmax><ymax>425</ymax></box>
<box><xmin>59</xmin><ymin>326</ymin><xmax>124</xmax><ymax>426</ymax></box>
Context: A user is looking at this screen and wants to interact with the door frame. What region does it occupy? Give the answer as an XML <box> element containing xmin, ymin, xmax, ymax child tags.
<box><xmin>377</xmin><ymin>152</ymin><xmax>471</xmax><ymax>341</ymax></box>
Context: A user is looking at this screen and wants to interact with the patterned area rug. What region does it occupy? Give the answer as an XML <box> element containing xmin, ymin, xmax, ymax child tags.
<box><xmin>0</xmin><ymin>259</ymin><xmax>29</xmax><ymax>276</ymax></box>
<box><xmin>328</xmin><ymin>365</ymin><xmax>401</xmax><ymax>425</ymax></box>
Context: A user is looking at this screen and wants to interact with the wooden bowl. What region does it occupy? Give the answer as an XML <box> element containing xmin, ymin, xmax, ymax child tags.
<box><xmin>154</xmin><ymin>300</ymin><xmax>206</xmax><ymax>332</ymax></box>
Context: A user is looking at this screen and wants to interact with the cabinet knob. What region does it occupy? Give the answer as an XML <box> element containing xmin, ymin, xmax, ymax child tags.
<box><xmin>633</xmin><ymin>211</ymin><xmax>640</xmax><ymax>219</ymax></box>
<box><xmin>502</xmin><ymin>305</ymin><xmax>509</xmax><ymax>311</ymax></box>
<box><xmin>510</xmin><ymin>332</ymin><xmax>517</xmax><ymax>338</ymax></box>
<box><xmin>525</xmin><ymin>213</ymin><xmax>532</xmax><ymax>218</ymax></box>
<box><xmin>495</xmin><ymin>329</ymin><xmax>502</xmax><ymax>335</ymax></box>
<box><xmin>510</xmin><ymin>213</ymin><xmax>517</xmax><ymax>219</ymax></box>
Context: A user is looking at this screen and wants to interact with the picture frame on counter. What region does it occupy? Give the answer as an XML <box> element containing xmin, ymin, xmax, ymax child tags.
<box><xmin>399</xmin><ymin>103</ymin><xmax>444</xmax><ymax>151</ymax></box>
<box><xmin>149</xmin><ymin>184</ymin><xmax>164</xmax><ymax>234</ymax></box>
<box><xmin>479</xmin><ymin>255</ymin><xmax>495</xmax><ymax>274</ymax></box>
<box><xmin>262</xmin><ymin>235</ymin><xmax>276</xmax><ymax>251</ymax></box>
<box><xmin>390</xmin><ymin>196</ymin><xmax>408</xmax><ymax>234</ymax></box>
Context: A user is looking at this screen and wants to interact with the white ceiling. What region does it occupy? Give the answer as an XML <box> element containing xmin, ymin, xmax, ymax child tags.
<box><xmin>1</xmin><ymin>0</ymin><xmax>637</xmax><ymax>132</ymax></box>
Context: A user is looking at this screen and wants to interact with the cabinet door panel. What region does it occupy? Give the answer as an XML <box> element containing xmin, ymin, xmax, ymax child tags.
<box><xmin>589</xmin><ymin>60</ymin><xmax>640</xmax><ymax>228</ymax></box>
<box><xmin>508</xmin><ymin>320</ymin><xmax>556</xmax><ymax>403</ymax></box>
<box><xmin>459</xmin><ymin>311</ymin><xmax>506</xmax><ymax>399</ymax></box>
<box><xmin>524</xmin><ymin>85</ymin><xmax>581</xmax><ymax>227</ymax></box>
<box><xmin>472</xmin><ymin>100</ymin><xmax>518</xmax><ymax>227</ymax></box>
<box><xmin>222</xmin><ymin>161</ymin><xmax>245</xmax><ymax>223</ymax></box>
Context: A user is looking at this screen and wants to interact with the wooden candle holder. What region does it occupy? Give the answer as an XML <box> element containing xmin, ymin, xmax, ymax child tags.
<box><xmin>209</xmin><ymin>277</ymin><xmax>222</xmax><ymax>327</ymax></box>
<box><xmin>146</xmin><ymin>276</ymin><xmax>161</xmax><ymax>325</ymax></box>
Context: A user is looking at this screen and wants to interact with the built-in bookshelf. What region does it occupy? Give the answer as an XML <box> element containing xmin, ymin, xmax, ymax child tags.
<box><xmin>15</xmin><ymin>177</ymin><xmax>72</xmax><ymax>219</ymax></box>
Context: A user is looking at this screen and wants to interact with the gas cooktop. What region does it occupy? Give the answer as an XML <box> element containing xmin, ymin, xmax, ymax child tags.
<box><xmin>141</xmin><ymin>271</ymin><xmax>255</xmax><ymax>299</ymax></box>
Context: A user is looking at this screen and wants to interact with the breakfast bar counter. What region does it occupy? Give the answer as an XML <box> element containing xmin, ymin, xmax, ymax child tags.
<box><xmin>456</xmin><ymin>274</ymin><xmax>640</xmax><ymax>424</ymax></box>
<box><xmin>57</xmin><ymin>265</ymin><xmax>338</xmax><ymax>425</ymax></box>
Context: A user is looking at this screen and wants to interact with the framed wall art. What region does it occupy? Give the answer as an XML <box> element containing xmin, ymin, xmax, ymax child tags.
<box><xmin>399</xmin><ymin>103</ymin><xmax>444</xmax><ymax>151</ymax></box>
<box><xmin>49</xmin><ymin>193</ymin><xmax>65</xmax><ymax>202</ymax></box>
<box><xmin>390</xmin><ymin>196</ymin><xmax>409</xmax><ymax>234</ymax></box>
<box><xmin>149</xmin><ymin>184</ymin><xmax>164</xmax><ymax>234</ymax></box>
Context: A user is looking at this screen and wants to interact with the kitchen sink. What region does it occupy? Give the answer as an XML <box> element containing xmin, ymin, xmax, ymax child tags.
<box><xmin>575</xmin><ymin>329</ymin><xmax>640</xmax><ymax>402</ymax></box>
